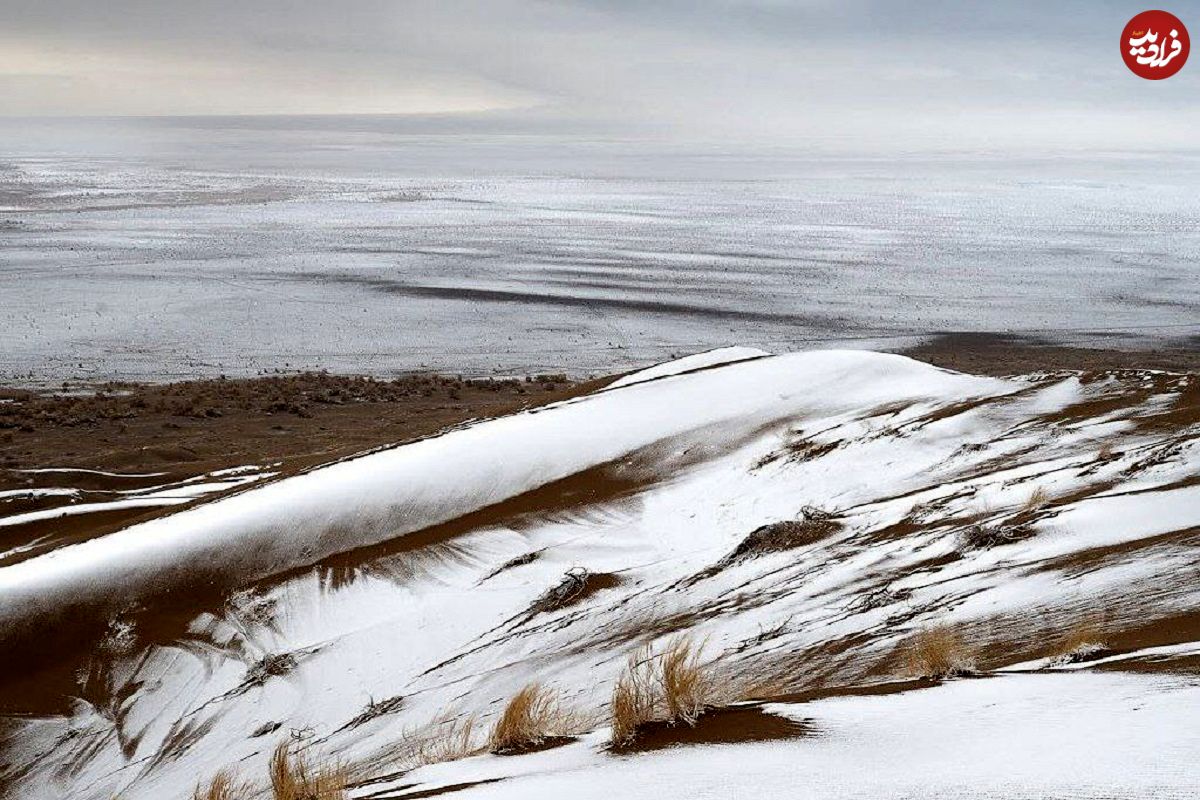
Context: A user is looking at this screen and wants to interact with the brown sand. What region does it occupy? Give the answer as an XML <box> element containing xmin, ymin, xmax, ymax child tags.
<box><xmin>900</xmin><ymin>332</ymin><xmax>1200</xmax><ymax>375</ymax></box>
<box><xmin>0</xmin><ymin>372</ymin><xmax>602</xmax><ymax>551</ymax></box>
<box><xmin>1</xmin><ymin>371</ymin><xmax>591</xmax><ymax>481</ymax></box>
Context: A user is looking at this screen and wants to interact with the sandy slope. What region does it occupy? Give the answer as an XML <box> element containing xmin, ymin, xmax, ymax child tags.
<box><xmin>1</xmin><ymin>349</ymin><xmax>1198</xmax><ymax>799</ymax></box>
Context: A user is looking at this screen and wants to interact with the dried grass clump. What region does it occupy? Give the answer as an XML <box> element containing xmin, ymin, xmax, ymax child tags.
<box><xmin>393</xmin><ymin>714</ymin><xmax>482</xmax><ymax>768</ymax></box>
<box><xmin>269</xmin><ymin>742</ymin><xmax>347</xmax><ymax>800</ymax></box>
<box><xmin>488</xmin><ymin>684</ymin><xmax>562</xmax><ymax>753</ymax></box>
<box><xmin>1021</xmin><ymin>486</ymin><xmax>1050</xmax><ymax>512</ymax></box>
<box><xmin>193</xmin><ymin>770</ymin><xmax>246</xmax><ymax>800</ymax></box>
<box><xmin>610</xmin><ymin>637</ymin><xmax>717</xmax><ymax>747</ymax></box>
<box><xmin>904</xmin><ymin>625</ymin><xmax>976</xmax><ymax>679</ymax></box>
<box><xmin>659</xmin><ymin>637</ymin><xmax>709</xmax><ymax>725</ymax></box>
<box><xmin>1050</xmin><ymin>620</ymin><xmax>1110</xmax><ymax>665</ymax></box>
<box><xmin>611</xmin><ymin>645</ymin><xmax>659</xmax><ymax>746</ymax></box>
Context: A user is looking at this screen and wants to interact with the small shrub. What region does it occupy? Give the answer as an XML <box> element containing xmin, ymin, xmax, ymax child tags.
<box><xmin>959</xmin><ymin>521</ymin><xmax>1031</xmax><ymax>549</ymax></box>
<box><xmin>526</xmin><ymin>568</ymin><xmax>590</xmax><ymax>615</ymax></box>
<box><xmin>247</xmin><ymin>653</ymin><xmax>298</xmax><ymax>686</ymax></box>
<box><xmin>342</xmin><ymin>695</ymin><xmax>405</xmax><ymax>730</ymax></box>
<box><xmin>717</xmin><ymin>507</ymin><xmax>841</xmax><ymax>566</ymax></box>
<box><xmin>488</xmin><ymin>684</ymin><xmax>561</xmax><ymax>753</ymax></box>
<box><xmin>193</xmin><ymin>770</ymin><xmax>245</xmax><ymax>800</ymax></box>
<box><xmin>904</xmin><ymin>625</ymin><xmax>975</xmax><ymax>678</ymax></box>
<box><xmin>269</xmin><ymin>742</ymin><xmax>347</xmax><ymax>800</ymax></box>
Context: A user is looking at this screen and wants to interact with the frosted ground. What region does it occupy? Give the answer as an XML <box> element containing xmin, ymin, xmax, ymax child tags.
<box><xmin>2</xmin><ymin>348</ymin><xmax>1198</xmax><ymax>799</ymax></box>
<box><xmin>2</xmin><ymin>117</ymin><xmax>1199</xmax><ymax>383</ymax></box>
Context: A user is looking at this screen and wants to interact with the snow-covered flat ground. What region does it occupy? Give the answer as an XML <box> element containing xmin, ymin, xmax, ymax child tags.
<box><xmin>3</xmin><ymin>119</ymin><xmax>1200</xmax><ymax>383</ymax></box>
<box><xmin>2</xmin><ymin>349</ymin><xmax>1198</xmax><ymax>799</ymax></box>
<box><xmin>373</xmin><ymin>671</ymin><xmax>1200</xmax><ymax>800</ymax></box>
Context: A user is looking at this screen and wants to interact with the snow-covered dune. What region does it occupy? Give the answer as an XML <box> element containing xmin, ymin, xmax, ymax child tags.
<box><xmin>2</xmin><ymin>350</ymin><xmax>1198</xmax><ymax>800</ymax></box>
<box><xmin>0</xmin><ymin>350</ymin><xmax>1005</xmax><ymax>631</ymax></box>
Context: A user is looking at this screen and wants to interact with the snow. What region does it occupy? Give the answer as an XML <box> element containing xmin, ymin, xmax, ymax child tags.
<box><xmin>0</xmin><ymin>470</ymin><xmax>275</xmax><ymax>529</ymax></box>
<box><xmin>3</xmin><ymin>349</ymin><xmax>1199</xmax><ymax>800</ymax></box>
<box><xmin>376</xmin><ymin>672</ymin><xmax>1200</xmax><ymax>800</ymax></box>
<box><xmin>0</xmin><ymin>496</ymin><xmax>196</xmax><ymax>528</ymax></box>
<box><xmin>0</xmin><ymin>350</ymin><xmax>1007</xmax><ymax>622</ymax></box>
<box><xmin>607</xmin><ymin>347</ymin><xmax>770</xmax><ymax>389</ymax></box>
<box><xmin>0</xmin><ymin>488</ymin><xmax>81</xmax><ymax>501</ymax></box>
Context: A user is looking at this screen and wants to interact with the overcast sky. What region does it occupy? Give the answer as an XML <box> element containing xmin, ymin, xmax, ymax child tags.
<box><xmin>1</xmin><ymin>0</ymin><xmax>1198</xmax><ymax>149</ymax></box>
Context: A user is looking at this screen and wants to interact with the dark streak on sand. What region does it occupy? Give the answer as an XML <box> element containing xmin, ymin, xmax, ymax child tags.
<box><xmin>281</xmin><ymin>271</ymin><xmax>849</xmax><ymax>329</ymax></box>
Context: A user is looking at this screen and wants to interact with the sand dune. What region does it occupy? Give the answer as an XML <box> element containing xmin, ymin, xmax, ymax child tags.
<box><xmin>2</xmin><ymin>349</ymin><xmax>1198</xmax><ymax>799</ymax></box>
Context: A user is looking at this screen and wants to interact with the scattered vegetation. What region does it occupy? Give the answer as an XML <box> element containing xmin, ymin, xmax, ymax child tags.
<box><xmin>341</xmin><ymin>694</ymin><xmax>405</xmax><ymax>731</ymax></box>
<box><xmin>658</xmin><ymin>637</ymin><xmax>709</xmax><ymax>724</ymax></box>
<box><xmin>1021</xmin><ymin>486</ymin><xmax>1050</xmax><ymax>512</ymax></box>
<box><xmin>959</xmin><ymin>520</ymin><xmax>1032</xmax><ymax>549</ymax></box>
<box><xmin>715</xmin><ymin>506</ymin><xmax>842</xmax><ymax>568</ymax></box>
<box><xmin>904</xmin><ymin>625</ymin><xmax>976</xmax><ymax>678</ymax></box>
<box><xmin>0</xmin><ymin>371</ymin><xmax>573</xmax><ymax>430</ymax></box>
<box><xmin>245</xmin><ymin>653</ymin><xmax>299</xmax><ymax>687</ymax></box>
<box><xmin>191</xmin><ymin>743</ymin><xmax>345</xmax><ymax>800</ymax></box>
<box><xmin>527</xmin><ymin>567</ymin><xmax>590</xmax><ymax>614</ymax></box>
<box><xmin>611</xmin><ymin>645</ymin><xmax>660</xmax><ymax>747</ymax></box>
<box><xmin>524</xmin><ymin>568</ymin><xmax>620</xmax><ymax>618</ymax></box>
<box><xmin>193</xmin><ymin>770</ymin><xmax>246</xmax><ymax>800</ymax></box>
<box><xmin>488</xmin><ymin>684</ymin><xmax>571</xmax><ymax>754</ymax></box>
<box><xmin>1050</xmin><ymin>619</ymin><xmax>1111</xmax><ymax>665</ymax></box>
<box><xmin>269</xmin><ymin>741</ymin><xmax>347</xmax><ymax>800</ymax></box>
<box><xmin>390</xmin><ymin>714</ymin><xmax>482</xmax><ymax>768</ymax></box>
<box><xmin>754</xmin><ymin>432</ymin><xmax>839</xmax><ymax>468</ymax></box>
<box><xmin>480</xmin><ymin>551</ymin><xmax>538</xmax><ymax>582</ymax></box>
<box><xmin>610</xmin><ymin>637</ymin><xmax>717</xmax><ymax>748</ymax></box>
<box><xmin>958</xmin><ymin>488</ymin><xmax>1056</xmax><ymax>551</ymax></box>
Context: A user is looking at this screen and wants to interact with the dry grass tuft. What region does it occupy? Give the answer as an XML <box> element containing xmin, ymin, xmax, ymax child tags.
<box><xmin>1050</xmin><ymin>619</ymin><xmax>1110</xmax><ymax>664</ymax></box>
<box><xmin>658</xmin><ymin>637</ymin><xmax>710</xmax><ymax>725</ymax></box>
<box><xmin>611</xmin><ymin>644</ymin><xmax>660</xmax><ymax>747</ymax></box>
<box><xmin>610</xmin><ymin>636</ymin><xmax>718</xmax><ymax>747</ymax></box>
<box><xmin>904</xmin><ymin>625</ymin><xmax>976</xmax><ymax>679</ymax></box>
<box><xmin>193</xmin><ymin>770</ymin><xmax>245</xmax><ymax>800</ymax></box>
<box><xmin>488</xmin><ymin>684</ymin><xmax>562</xmax><ymax>753</ymax></box>
<box><xmin>1021</xmin><ymin>486</ymin><xmax>1050</xmax><ymax>512</ymax></box>
<box><xmin>391</xmin><ymin>714</ymin><xmax>482</xmax><ymax>768</ymax></box>
<box><xmin>269</xmin><ymin>741</ymin><xmax>347</xmax><ymax>800</ymax></box>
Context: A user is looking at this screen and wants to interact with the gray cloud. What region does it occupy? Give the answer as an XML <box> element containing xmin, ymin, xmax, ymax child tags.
<box><xmin>1</xmin><ymin>0</ymin><xmax>1197</xmax><ymax>149</ymax></box>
